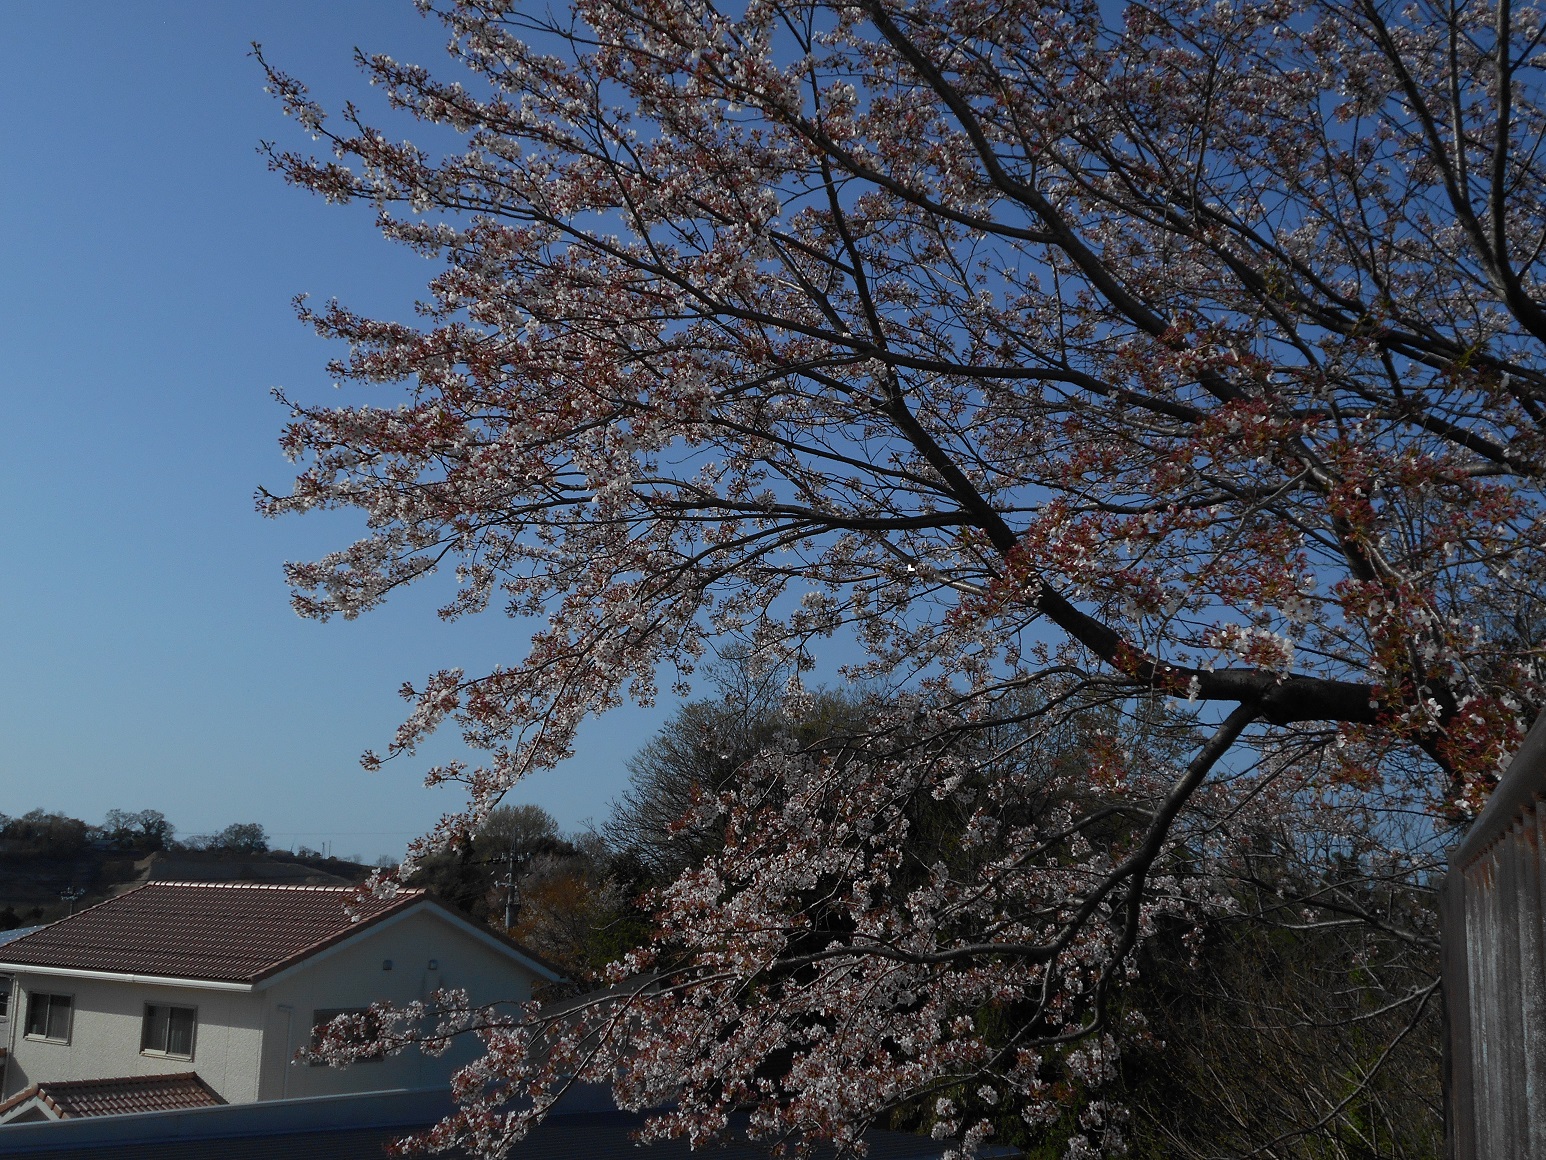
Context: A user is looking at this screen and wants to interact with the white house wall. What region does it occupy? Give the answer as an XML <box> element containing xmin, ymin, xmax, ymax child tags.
<box><xmin>256</xmin><ymin>907</ymin><xmax>544</xmax><ymax>1101</ymax></box>
<box><xmin>2</xmin><ymin>974</ymin><xmax>266</xmax><ymax>1103</ymax></box>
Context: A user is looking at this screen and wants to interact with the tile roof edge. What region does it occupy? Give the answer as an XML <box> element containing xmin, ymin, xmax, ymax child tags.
<box><xmin>0</xmin><ymin>1087</ymin><xmax>457</xmax><ymax>1148</ymax></box>
<box><xmin>189</xmin><ymin>1070</ymin><xmax>225</xmax><ymax>1107</ymax></box>
<box><xmin>52</xmin><ymin>1071</ymin><xmax>205</xmax><ymax>1091</ymax></box>
<box><xmin>0</xmin><ymin>1084</ymin><xmax>70</xmax><ymax>1122</ymax></box>
<box><xmin>246</xmin><ymin>890</ymin><xmax>428</xmax><ymax>982</ymax></box>
<box><xmin>177</xmin><ymin>1071</ymin><xmax>228</xmax><ymax>1105</ymax></box>
<box><xmin>144</xmin><ymin>882</ymin><xmax>402</xmax><ymax>893</ymax></box>
<box><xmin>0</xmin><ymin>1082</ymin><xmax>42</xmax><ymax>1119</ymax></box>
<box><xmin>0</xmin><ymin>880</ymin><xmax>157</xmax><ymax>953</ymax></box>
<box><xmin>0</xmin><ymin>1073</ymin><xmax>229</xmax><ymax>1121</ymax></box>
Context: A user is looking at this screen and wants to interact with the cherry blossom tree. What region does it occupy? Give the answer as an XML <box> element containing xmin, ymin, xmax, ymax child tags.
<box><xmin>263</xmin><ymin>0</ymin><xmax>1544</xmax><ymax>1153</ymax></box>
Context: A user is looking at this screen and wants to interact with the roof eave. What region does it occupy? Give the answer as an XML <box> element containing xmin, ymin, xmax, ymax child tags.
<box><xmin>417</xmin><ymin>898</ymin><xmax>566</xmax><ymax>983</ymax></box>
<box><xmin>0</xmin><ymin>963</ymin><xmax>256</xmax><ymax>992</ymax></box>
<box><xmin>251</xmin><ymin>897</ymin><xmax>564</xmax><ymax>991</ymax></box>
<box><xmin>249</xmin><ymin>894</ymin><xmax>427</xmax><ymax>989</ymax></box>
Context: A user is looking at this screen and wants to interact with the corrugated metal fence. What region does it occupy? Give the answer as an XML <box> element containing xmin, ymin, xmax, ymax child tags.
<box><xmin>1442</xmin><ymin>713</ymin><xmax>1546</xmax><ymax>1159</ymax></box>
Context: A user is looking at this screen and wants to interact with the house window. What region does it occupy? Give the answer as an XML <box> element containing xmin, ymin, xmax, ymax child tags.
<box><xmin>309</xmin><ymin>1008</ymin><xmax>384</xmax><ymax>1064</ymax></box>
<box><xmin>24</xmin><ymin>992</ymin><xmax>71</xmax><ymax>1042</ymax></box>
<box><xmin>141</xmin><ymin>1004</ymin><xmax>196</xmax><ymax>1059</ymax></box>
<box><xmin>0</xmin><ymin>975</ymin><xmax>11</xmax><ymax>1021</ymax></box>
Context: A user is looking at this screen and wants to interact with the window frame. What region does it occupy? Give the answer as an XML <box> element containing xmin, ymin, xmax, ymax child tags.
<box><xmin>23</xmin><ymin>991</ymin><xmax>72</xmax><ymax>1043</ymax></box>
<box><xmin>140</xmin><ymin>1002</ymin><xmax>197</xmax><ymax>1060</ymax></box>
<box><xmin>309</xmin><ymin>1007</ymin><xmax>385</xmax><ymax>1065</ymax></box>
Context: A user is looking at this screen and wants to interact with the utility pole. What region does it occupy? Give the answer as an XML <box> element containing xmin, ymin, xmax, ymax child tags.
<box><xmin>59</xmin><ymin>886</ymin><xmax>84</xmax><ymax>917</ymax></box>
<box><xmin>498</xmin><ymin>848</ymin><xmax>517</xmax><ymax>930</ymax></box>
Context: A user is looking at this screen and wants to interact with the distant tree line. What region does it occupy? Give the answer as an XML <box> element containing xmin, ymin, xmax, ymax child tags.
<box><xmin>0</xmin><ymin>809</ymin><xmax>274</xmax><ymax>859</ymax></box>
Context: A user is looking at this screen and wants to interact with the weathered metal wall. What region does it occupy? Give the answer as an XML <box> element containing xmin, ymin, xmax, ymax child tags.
<box><xmin>1443</xmin><ymin>713</ymin><xmax>1546</xmax><ymax>1160</ymax></box>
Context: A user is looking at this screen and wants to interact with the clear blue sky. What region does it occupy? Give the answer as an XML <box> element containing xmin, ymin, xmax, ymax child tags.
<box><xmin>0</xmin><ymin>3</ymin><xmax>674</xmax><ymax>860</ymax></box>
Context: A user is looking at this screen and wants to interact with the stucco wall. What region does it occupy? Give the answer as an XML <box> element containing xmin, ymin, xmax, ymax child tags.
<box><xmin>255</xmin><ymin>907</ymin><xmax>545</xmax><ymax>1100</ymax></box>
<box><xmin>2</xmin><ymin>974</ymin><xmax>265</xmax><ymax>1103</ymax></box>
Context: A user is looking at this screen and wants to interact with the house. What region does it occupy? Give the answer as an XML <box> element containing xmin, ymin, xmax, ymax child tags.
<box><xmin>0</xmin><ymin>881</ymin><xmax>561</xmax><ymax>1110</ymax></box>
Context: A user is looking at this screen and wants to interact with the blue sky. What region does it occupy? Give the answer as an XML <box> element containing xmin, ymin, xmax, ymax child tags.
<box><xmin>0</xmin><ymin>3</ymin><xmax>675</xmax><ymax>859</ymax></box>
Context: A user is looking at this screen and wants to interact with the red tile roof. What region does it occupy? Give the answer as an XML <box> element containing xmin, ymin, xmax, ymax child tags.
<box><xmin>0</xmin><ymin>1072</ymin><xmax>226</xmax><ymax>1120</ymax></box>
<box><xmin>0</xmin><ymin>882</ymin><xmax>424</xmax><ymax>983</ymax></box>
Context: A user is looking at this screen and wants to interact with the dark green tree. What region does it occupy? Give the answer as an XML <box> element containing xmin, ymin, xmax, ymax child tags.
<box><xmin>213</xmin><ymin>822</ymin><xmax>269</xmax><ymax>854</ymax></box>
<box><xmin>98</xmin><ymin>808</ymin><xmax>174</xmax><ymax>852</ymax></box>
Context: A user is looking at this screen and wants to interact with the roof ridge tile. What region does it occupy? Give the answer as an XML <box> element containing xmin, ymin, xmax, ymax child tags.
<box><xmin>145</xmin><ymin>881</ymin><xmax>426</xmax><ymax>894</ymax></box>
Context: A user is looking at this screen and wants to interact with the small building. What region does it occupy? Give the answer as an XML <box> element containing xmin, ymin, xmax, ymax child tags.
<box><xmin>0</xmin><ymin>1072</ymin><xmax>225</xmax><ymax>1123</ymax></box>
<box><xmin>0</xmin><ymin>882</ymin><xmax>560</xmax><ymax>1107</ymax></box>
